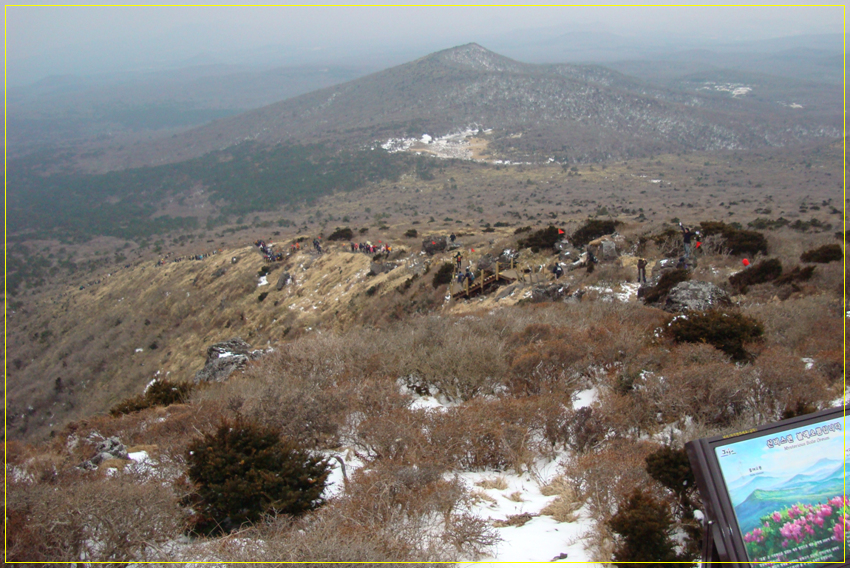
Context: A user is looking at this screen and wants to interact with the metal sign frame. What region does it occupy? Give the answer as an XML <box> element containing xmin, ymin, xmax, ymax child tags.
<box><xmin>686</xmin><ymin>406</ymin><xmax>847</xmax><ymax>568</ymax></box>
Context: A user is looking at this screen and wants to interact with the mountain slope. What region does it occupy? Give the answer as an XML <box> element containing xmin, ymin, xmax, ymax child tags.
<box><xmin>77</xmin><ymin>43</ymin><xmax>843</xmax><ymax>172</ymax></box>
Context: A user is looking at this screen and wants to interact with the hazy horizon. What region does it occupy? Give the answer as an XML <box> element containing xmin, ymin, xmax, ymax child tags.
<box><xmin>6</xmin><ymin>5</ymin><xmax>844</xmax><ymax>86</ymax></box>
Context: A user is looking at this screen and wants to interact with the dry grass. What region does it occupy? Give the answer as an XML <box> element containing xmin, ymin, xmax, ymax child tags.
<box><xmin>476</xmin><ymin>476</ymin><xmax>509</xmax><ymax>491</ymax></box>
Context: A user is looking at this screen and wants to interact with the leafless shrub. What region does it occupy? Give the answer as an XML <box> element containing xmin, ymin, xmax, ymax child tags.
<box><xmin>740</xmin><ymin>347</ymin><xmax>833</xmax><ymax>423</ymax></box>
<box><xmin>7</xmin><ymin>473</ymin><xmax>186</xmax><ymax>563</ymax></box>
<box><xmin>635</xmin><ymin>343</ymin><xmax>747</xmax><ymax>427</ymax></box>
<box><xmin>562</xmin><ymin>439</ymin><xmax>659</xmax><ymax>520</ymax></box>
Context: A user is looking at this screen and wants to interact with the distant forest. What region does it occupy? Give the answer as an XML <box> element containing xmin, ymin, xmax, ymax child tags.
<box><xmin>7</xmin><ymin>143</ymin><xmax>412</xmax><ymax>242</ymax></box>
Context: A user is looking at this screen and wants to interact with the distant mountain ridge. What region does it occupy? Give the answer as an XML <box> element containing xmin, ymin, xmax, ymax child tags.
<box><xmin>75</xmin><ymin>43</ymin><xmax>843</xmax><ymax>172</ymax></box>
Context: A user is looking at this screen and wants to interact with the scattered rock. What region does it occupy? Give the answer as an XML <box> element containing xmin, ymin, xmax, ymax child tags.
<box><xmin>664</xmin><ymin>281</ymin><xmax>732</xmax><ymax>313</ymax></box>
<box><xmin>531</xmin><ymin>283</ymin><xmax>570</xmax><ymax>303</ymax></box>
<box><xmin>79</xmin><ymin>436</ymin><xmax>129</xmax><ymax>470</ymax></box>
<box><xmin>370</xmin><ymin>261</ymin><xmax>398</xmax><ymax>275</ymax></box>
<box><xmin>495</xmin><ymin>283</ymin><xmax>521</xmax><ymax>301</ymax></box>
<box><xmin>499</xmin><ymin>248</ymin><xmax>520</xmax><ymax>266</ymax></box>
<box><xmin>550</xmin><ymin>552</ymin><xmax>569</xmax><ymax>561</ymax></box>
<box><xmin>476</xmin><ymin>254</ymin><xmax>496</xmax><ymax>272</ymax></box>
<box><xmin>587</xmin><ymin>236</ymin><xmax>619</xmax><ymax>260</ymax></box>
<box><xmin>276</xmin><ymin>272</ymin><xmax>293</xmax><ymax>290</ymax></box>
<box><xmin>194</xmin><ymin>338</ymin><xmax>262</xmax><ymax>383</ymax></box>
<box><xmin>211</xmin><ymin>267</ymin><xmax>227</xmax><ymax>279</ymax></box>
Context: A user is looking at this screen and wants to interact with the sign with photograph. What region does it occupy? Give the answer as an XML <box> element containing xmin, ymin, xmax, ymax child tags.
<box><xmin>715</xmin><ymin>416</ymin><xmax>847</xmax><ymax>568</ymax></box>
<box><xmin>686</xmin><ymin>407</ymin><xmax>848</xmax><ymax>568</ymax></box>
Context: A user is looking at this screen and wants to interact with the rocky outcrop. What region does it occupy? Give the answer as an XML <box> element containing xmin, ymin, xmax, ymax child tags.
<box><xmin>194</xmin><ymin>338</ymin><xmax>261</xmax><ymax>383</ymax></box>
<box><xmin>587</xmin><ymin>235</ymin><xmax>622</xmax><ymax>261</ymax></box>
<box><xmin>79</xmin><ymin>436</ymin><xmax>129</xmax><ymax>470</ymax></box>
<box><xmin>276</xmin><ymin>272</ymin><xmax>294</xmax><ymax>290</ymax></box>
<box><xmin>664</xmin><ymin>281</ymin><xmax>731</xmax><ymax>313</ymax></box>
<box><xmin>531</xmin><ymin>283</ymin><xmax>570</xmax><ymax>303</ymax></box>
<box><xmin>476</xmin><ymin>254</ymin><xmax>496</xmax><ymax>272</ymax></box>
<box><xmin>369</xmin><ymin>262</ymin><xmax>398</xmax><ymax>275</ymax></box>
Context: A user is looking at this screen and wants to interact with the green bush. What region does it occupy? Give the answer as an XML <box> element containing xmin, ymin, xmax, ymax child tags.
<box><xmin>432</xmin><ymin>262</ymin><xmax>455</xmax><ymax>288</ymax></box>
<box><xmin>699</xmin><ymin>221</ymin><xmax>767</xmax><ymax>256</ymax></box>
<box><xmin>728</xmin><ymin>258</ymin><xmax>782</xmax><ymax>292</ymax></box>
<box><xmin>184</xmin><ymin>417</ymin><xmax>330</xmax><ymax>534</ymax></box>
<box><xmin>517</xmin><ymin>225</ymin><xmax>561</xmax><ymax>252</ymax></box>
<box><xmin>513</xmin><ymin>226</ymin><xmax>532</xmax><ymax>234</ymax></box>
<box><xmin>666</xmin><ymin>310</ymin><xmax>763</xmax><ymax>361</ymax></box>
<box><xmin>404</xmin><ymin>228</ymin><xmax>418</xmax><ymax>238</ymax></box>
<box><xmin>327</xmin><ymin>227</ymin><xmax>354</xmax><ymax>241</ymax></box>
<box><xmin>645</xmin><ymin>447</ymin><xmax>694</xmax><ymax>502</ymax></box>
<box><xmin>640</xmin><ymin>268</ymin><xmax>689</xmax><ymax>304</ymax></box>
<box><xmin>644</xmin><ymin>447</ymin><xmax>703</xmax><ymax>560</ymax></box>
<box><xmin>773</xmin><ymin>265</ymin><xmax>815</xmax><ymax>286</ymax></box>
<box><xmin>570</xmin><ymin>219</ymin><xmax>620</xmax><ymax>247</ymax></box>
<box><xmin>800</xmin><ymin>244</ymin><xmax>843</xmax><ymax>263</ymax></box>
<box><xmin>608</xmin><ymin>489</ymin><xmax>680</xmax><ymax>568</ymax></box>
<box><xmin>110</xmin><ymin>379</ymin><xmax>194</xmax><ymax>416</ymax></box>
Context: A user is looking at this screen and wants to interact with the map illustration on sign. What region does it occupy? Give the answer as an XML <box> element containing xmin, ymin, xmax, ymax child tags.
<box><xmin>715</xmin><ymin>416</ymin><xmax>848</xmax><ymax>568</ymax></box>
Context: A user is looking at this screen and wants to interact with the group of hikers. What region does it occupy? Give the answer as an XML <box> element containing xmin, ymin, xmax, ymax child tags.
<box><xmin>349</xmin><ymin>241</ymin><xmax>391</xmax><ymax>255</ymax></box>
<box><xmin>254</xmin><ymin>239</ymin><xmax>286</xmax><ymax>262</ymax></box>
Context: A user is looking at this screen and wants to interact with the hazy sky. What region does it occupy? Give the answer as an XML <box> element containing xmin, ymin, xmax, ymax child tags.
<box><xmin>5</xmin><ymin>4</ymin><xmax>844</xmax><ymax>85</ymax></box>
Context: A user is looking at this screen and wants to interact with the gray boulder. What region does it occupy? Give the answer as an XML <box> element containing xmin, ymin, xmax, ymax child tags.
<box><xmin>276</xmin><ymin>272</ymin><xmax>293</xmax><ymax>290</ymax></box>
<box><xmin>531</xmin><ymin>283</ymin><xmax>570</xmax><ymax>303</ymax></box>
<box><xmin>195</xmin><ymin>338</ymin><xmax>260</xmax><ymax>383</ymax></box>
<box><xmin>369</xmin><ymin>262</ymin><xmax>398</xmax><ymax>275</ymax></box>
<box><xmin>80</xmin><ymin>436</ymin><xmax>129</xmax><ymax>470</ymax></box>
<box><xmin>664</xmin><ymin>281</ymin><xmax>732</xmax><ymax>313</ymax></box>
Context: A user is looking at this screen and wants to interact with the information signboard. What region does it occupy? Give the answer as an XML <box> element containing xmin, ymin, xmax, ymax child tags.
<box><xmin>686</xmin><ymin>407</ymin><xmax>847</xmax><ymax>568</ymax></box>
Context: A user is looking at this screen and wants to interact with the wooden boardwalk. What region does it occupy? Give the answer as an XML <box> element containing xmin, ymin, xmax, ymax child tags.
<box><xmin>449</xmin><ymin>264</ymin><xmax>548</xmax><ymax>299</ymax></box>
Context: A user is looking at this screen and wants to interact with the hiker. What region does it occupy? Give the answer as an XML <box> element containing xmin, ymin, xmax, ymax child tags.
<box><xmin>465</xmin><ymin>268</ymin><xmax>475</xmax><ymax>284</ymax></box>
<box><xmin>450</xmin><ymin>233</ymin><xmax>456</xmax><ymax>243</ymax></box>
<box><xmin>457</xmin><ymin>271</ymin><xmax>466</xmax><ymax>284</ymax></box>
<box><xmin>637</xmin><ymin>258</ymin><xmax>648</xmax><ymax>284</ymax></box>
<box><xmin>455</xmin><ymin>252</ymin><xmax>463</xmax><ymax>270</ymax></box>
<box><xmin>586</xmin><ymin>250</ymin><xmax>596</xmax><ymax>274</ymax></box>
<box><xmin>676</xmin><ymin>256</ymin><xmax>687</xmax><ymax>269</ymax></box>
<box><xmin>680</xmin><ymin>223</ymin><xmax>693</xmax><ymax>258</ymax></box>
<box><xmin>552</xmin><ymin>263</ymin><xmax>563</xmax><ymax>279</ymax></box>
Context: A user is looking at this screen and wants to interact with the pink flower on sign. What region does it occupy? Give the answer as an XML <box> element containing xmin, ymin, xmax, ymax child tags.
<box><xmin>772</xmin><ymin>512</ymin><xmax>782</xmax><ymax>523</ymax></box>
<box><xmin>834</xmin><ymin>521</ymin><xmax>846</xmax><ymax>543</ymax></box>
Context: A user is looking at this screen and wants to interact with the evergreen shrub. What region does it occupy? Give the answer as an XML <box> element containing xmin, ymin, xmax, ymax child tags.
<box><xmin>432</xmin><ymin>262</ymin><xmax>455</xmax><ymax>288</ymax></box>
<box><xmin>608</xmin><ymin>489</ymin><xmax>680</xmax><ymax>568</ymax></box>
<box><xmin>800</xmin><ymin>244</ymin><xmax>843</xmax><ymax>263</ymax></box>
<box><xmin>729</xmin><ymin>258</ymin><xmax>782</xmax><ymax>292</ymax></box>
<box><xmin>773</xmin><ymin>265</ymin><xmax>815</xmax><ymax>286</ymax></box>
<box><xmin>666</xmin><ymin>310</ymin><xmax>763</xmax><ymax>361</ymax></box>
<box><xmin>640</xmin><ymin>268</ymin><xmax>689</xmax><ymax>304</ymax></box>
<box><xmin>699</xmin><ymin>221</ymin><xmax>767</xmax><ymax>256</ymax></box>
<box><xmin>327</xmin><ymin>227</ymin><xmax>354</xmax><ymax>241</ymax></box>
<box><xmin>517</xmin><ymin>225</ymin><xmax>561</xmax><ymax>252</ymax></box>
<box><xmin>183</xmin><ymin>417</ymin><xmax>330</xmax><ymax>534</ymax></box>
<box><xmin>110</xmin><ymin>379</ymin><xmax>194</xmax><ymax>416</ymax></box>
<box><xmin>570</xmin><ymin>219</ymin><xmax>620</xmax><ymax>247</ymax></box>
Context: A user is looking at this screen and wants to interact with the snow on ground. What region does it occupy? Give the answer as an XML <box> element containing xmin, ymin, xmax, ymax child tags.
<box><xmin>572</xmin><ymin>388</ymin><xmax>598</xmax><ymax>410</ymax></box>
<box><xmin>699</xmin><ymin>82</ymin><xmax>752</xmax><ymax>97</ymax></box>
<box><xmin>457</xmin><ymin>466</ymin><xmax>601</xmax><ymax>566</ymax></box>
<box><xmin>257</xmin><ymin>276</ymin><xmax>269</xmax><ymax>287</ymax></box>
<box><xmin>395</xmin><ymin>389</ymin><xmax>605</xmax><ymax>566</ymax></box>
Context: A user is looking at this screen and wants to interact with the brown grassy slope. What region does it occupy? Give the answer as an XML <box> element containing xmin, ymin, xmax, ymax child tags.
<box><xmin>6</xmin><ymin>140</ymin><xmax>844</xmax><ymax>441</ymax></box>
